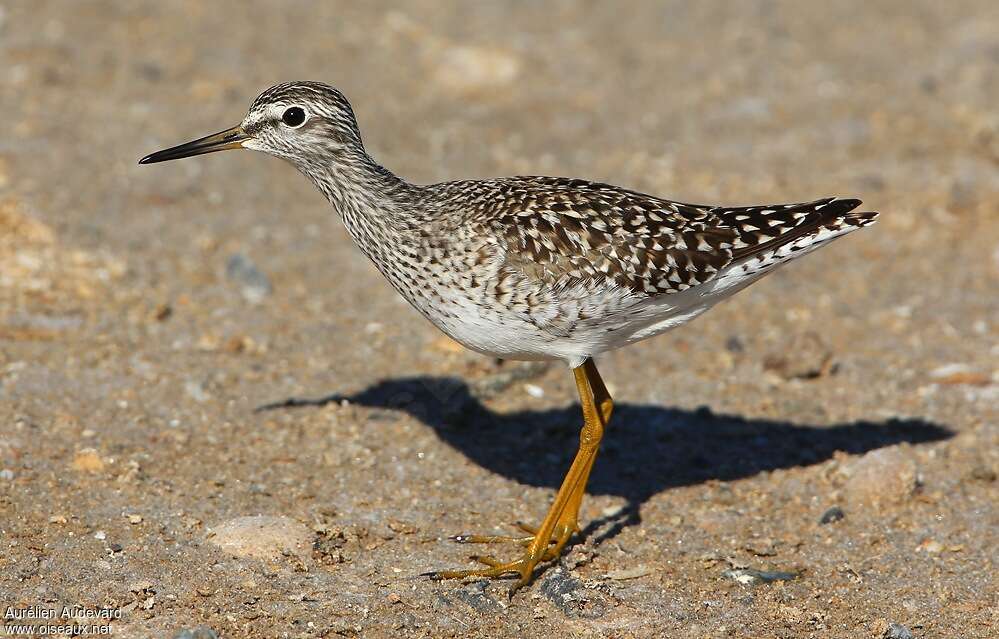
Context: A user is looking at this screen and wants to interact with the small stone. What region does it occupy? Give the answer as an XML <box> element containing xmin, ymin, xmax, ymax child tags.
<box><xmin>722</xmin><ymin>568</ymin><xmax>799</xmax><ymax>586</ymax></box>
<box><xmin>885</xmin><ymin>623</ymin><xmax>914</xmax><ymax>639</ymax></box>
<box><xmin>225</xmin><ymin>253</ymin><xmax>272</xmax><ymax>304</ymax></box>
<box><xmin>151</xmin><ymin>303</ymin><xmax>172</xmax><ymax>321</ymax></box>
<box><xmin>917</xmin><ymin>538</ymin><xmax>943</xmax><ymax>554</ymax></box>
<box><xmin>928</xmin><ymin>363</ymin><xmax>990</xmax><ymax>386</ymax></box>
<box><xmin>763</xmin><ymin>331</ymin><xmax>834</xmax><ymax>380</ymax></box>
<box><xmin>172</xmin><ymin>627</ymin><xmax>219</xmax><ymax>639</ymax></box>
<box><xmin>819</xmin><ymin>506</ymin><xmax>846</xmax><ymax>524</ymax></box>
<box><xmin>184</xmin><ymin>380</ymin><xmax>209</xmax><ymax>403</ymax></box>
<box><xmin>72</xmin><ymin>448</ymin><xmax>105</xmax><ymax>473</ymax></box>
<box><xmin>871</xmin><ymin>620</ymin><xmax>915</xmax><ymax>639</ymax></box>
<box><xmin>0</xmin><ymin>468</ymin><xmax>13</xmax><ymax>480</ymax></box>
<box><xmin>196</xmin><ymin>334</ymin><xmax>220</xmax><ymax>351</ymax></box>
<box><xmin>223</xmin><ymin>335</ymin><xmax>256</xmax><ymax>354</ymax></box>
<box><xmin>472</xmin><ymin>361</ymin><xmax>550</xmax><ymax>399</ymax></box>
<box><xmin>842</xmin><ymin>447</ymin><xmax>918</xmax><ymax>507</ymax></box>
<box><xmin>386</xmin><ymin>519</ymin><xmax>418</xmax><ymax>534</ymax></box>
<box><xmin>209</xmin><ymin>515</ymin><xmax>312</xmax><ymax>561</ymax></box>
<box><xmin>127</xmin><ymin>514</ymin><xmax>143</xmax><ymax>524</ymax></box>
<box><xmin>48</xmin><ymin>515</ymin><xmax>67</xmax><ymax>524</ymax></box>
<box><xmin>523</xmin><ymin>383</ymin><xmax>544</xmax><ymax>398</ymax></box>
<box><xmin>605</xmin><ymin>565</ymin><xmax>652</xmax><ymax>580</ymax></box>
<box><xmin>312</xmin><ymin>523</ymin><xmax>369</xmax><ymax>564</ymax></box>
<box><xmin>453</xmin><ymin>580</ymin><xmax>503</xmax><ymax>614</ymax></box>
<box><xmin>129</xmin><ymin>580</ymin><xmax>155</xmax><ymax>594</ymax></box>
<box><xmin>744</xmin><ymin>538</ymin><xmax>778</xmax><ymax>557</ymax></box>
<box><xmin>94</xmin><ymin>530</ymin><xmax>106</xmax><ymax>541</ymax></box>
<box><xmin>969</xmin><ymin>465</ymin><xmax>997</xmax><ymax>482</ymax></box>
<box><xmin>725</xmin><ymin>335</ymin><xmax>744</xmax><ymax>352</ymax></box>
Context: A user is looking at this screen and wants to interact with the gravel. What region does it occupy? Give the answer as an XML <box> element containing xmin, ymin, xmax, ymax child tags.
<box><xmin>1</xmin><ymin>1</ymin><xmax>996</xmax><ymax>637</ymax></box>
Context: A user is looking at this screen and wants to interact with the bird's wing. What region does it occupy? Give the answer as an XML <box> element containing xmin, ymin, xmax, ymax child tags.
<box><xmin>446</xmin><ymin>177</ymin><xmax>873</xmax><ymax>334</ymax></box>
<box><xmin>463</xmin><ymin>176</ymin><xmax>731</xmax><ymax>296</ymax></box>
<box><xmin>474</xmin><ymin>178</ymin><xmax>869</xmax><ymax>292</ymax></box>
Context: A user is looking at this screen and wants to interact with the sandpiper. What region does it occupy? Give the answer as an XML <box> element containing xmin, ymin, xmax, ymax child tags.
<box><xmin>140</xmin><ymin>81</ymin><xmax>878</xmax><ymax>593</ymax></box>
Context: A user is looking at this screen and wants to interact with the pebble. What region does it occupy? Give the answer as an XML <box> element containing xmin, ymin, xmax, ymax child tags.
<box><xmin>842</xmin><ymin>447</ymin><xmax>918</xmax><ymax>507</ymax></box>
<box><xmin>969</xmin><ymin>465</ymin><xmax>997</xmax><ymax>482</ymax></box>
<box><xmin>129</xmin><ymin>580</ymin><xmax>155</xmax><ymax>594</ymax></box>
<box><xmin>725</xmin><ymin>335</ymin><xmax>745</xmax><ymax>353</ymax></box>
<box><xmin>71</xmin><ymin>448</ymin><xmax>105</xmax><ymax>473</ymax></box>
<box><xmin>819</xmin><ymin>506</ymin><xmax>846</xmax><ymax>524</ymax></box>
<box><xmin>171</xmin><ymin>627</ymin><xmax>219</xmax><ymax>639</ymax></box>
<box><xmin>225</xmin><ymin>253</ymin><xmax>272</xmax><ymax>304</ymax></box>
<box><xmin>722</xmin><ymin>568</ymin><xmax>799</xmax><ymax>586</ymax></box>
<box><xmin>917</xmin><ymin>538</ymin><xmax>944</xmax><ymax>554</ymax></box>
<box><xmin>184</xmin><ymin>380</ymin><xmax>210</xmax><ymax>403</ymax></box>
<box><xmin>523</xmin><ymin>383</ymin><xmax>545</xmax><ymax>398</ymax></box>
<box><xmin>472</xmin><ymin>361</ymin><xmax>549</xmax><ymax>399</ymax></box>
<box><xmin>763</xmin><ymin>331</ymin><xmax>834</xmax><ymax>380</ymax></box>
<box><xmin>0</xmin><ymin>468</ymin><xmax>13</xmax><ymax>480</ymax></box>
<box><xmin>605</xmin><ymin>565</ymin><xmax>652</xmax><ymax>580</ymax></box>
<box><xmin>209</xmin><ymin>515</ymin><xmax>312</xmax><ymax>561</ymax></box>
<box><xmin>452</xmin><ymin>581</ymin><xmax>503</xmax><ymax>614</ymax></box>
<box><xmin>929</xmin><ymin>363</ymin><xmax>990</xmax><ymax>386</ymax></box>
<box><xmin>872</xmin><ymin>620</ymin><xmax>915</xmax><ymax>639</ymax></box>
<box><xmin>539</xmin><ymin>569</ymin><xmax>585</xmax><ymax>614</ymax></box>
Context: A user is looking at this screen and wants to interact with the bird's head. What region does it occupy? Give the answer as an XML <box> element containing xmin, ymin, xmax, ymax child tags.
<box><xmin>139</xmin><ymin>81</ymin><xmax>364</xmax><ymax>169</ymax></box>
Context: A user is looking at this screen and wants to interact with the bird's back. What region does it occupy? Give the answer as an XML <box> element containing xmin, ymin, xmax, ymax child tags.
<box><xmin>430</xmin><ymin>175</ymin><xmax>876</xmax><ymax>295</ymax></box>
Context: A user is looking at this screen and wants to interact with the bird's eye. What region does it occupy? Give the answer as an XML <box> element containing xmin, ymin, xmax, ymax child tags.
<box><xmin>281</xmin><ymin>106</ymin><xmax>307</xmax><ymax>128</ymax></box>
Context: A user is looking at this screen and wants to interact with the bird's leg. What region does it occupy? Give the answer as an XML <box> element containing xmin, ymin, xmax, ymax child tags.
<box><xmin>428</xmin><ymin>359</ymin><xmax>612</xmax><ymax>593</ymax></box>
<box><xmin>545</xmin><ymin>358</ymin><xmax>613</xmax><ymax>556</ymax></box>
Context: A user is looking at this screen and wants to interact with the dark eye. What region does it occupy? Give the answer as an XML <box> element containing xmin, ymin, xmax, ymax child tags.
<box><xmin>281</xmin><ymin>106</ymin><xmax>306</xmax><ymax>127</ymax></box>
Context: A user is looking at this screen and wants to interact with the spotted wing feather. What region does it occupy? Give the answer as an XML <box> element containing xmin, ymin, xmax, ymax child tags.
<box><xmin>464</xmin><ymin>177</ymin><xmax>738</xmax><ymax>295</ymax></box>
<box><xmin>458</xmin><ymin>178</ymin><xmax>874</xmax><ymax>296</ymax></box>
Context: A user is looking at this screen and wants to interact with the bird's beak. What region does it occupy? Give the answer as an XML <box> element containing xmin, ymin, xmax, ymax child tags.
<box><xmin>139</xmin><ymin>125</ymin><xmax>250</xmax><ymax>164</ymax></box>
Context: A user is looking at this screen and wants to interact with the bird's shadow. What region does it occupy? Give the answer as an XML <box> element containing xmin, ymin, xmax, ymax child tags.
<box><xmin>258</xmin><ymin>375</ymin><xmax>951</xmax><ymax>541</ymax></box>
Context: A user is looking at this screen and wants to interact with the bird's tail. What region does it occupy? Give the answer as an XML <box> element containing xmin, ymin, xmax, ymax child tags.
<box><xmin>724</xmin><ymin>197</ymin><xmax>879</xmax><ymax>261</ymax></box>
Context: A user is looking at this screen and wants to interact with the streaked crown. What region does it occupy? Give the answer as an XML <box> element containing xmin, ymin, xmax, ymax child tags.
<box><xmin>241</xmin><ymin>81</ymin><xmax>364</xmax><ymax>161</ymax></box>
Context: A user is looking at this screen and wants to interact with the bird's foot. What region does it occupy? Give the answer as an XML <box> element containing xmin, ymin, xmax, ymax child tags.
<box><xmin>426</xmin><ymin>522</ymin><xmax>577</xmax><ymax>596</ymax></box>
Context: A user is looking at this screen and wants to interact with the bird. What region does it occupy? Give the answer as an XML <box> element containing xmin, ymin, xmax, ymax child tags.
<box><xmin>140</xmin><ymin>81</ymin><xmax>878</xmax><ymax>593</ymax></box>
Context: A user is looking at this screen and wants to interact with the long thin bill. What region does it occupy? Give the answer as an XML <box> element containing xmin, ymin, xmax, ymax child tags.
<box><xmin>139</xmin><ymin>125</ymin><xmax>248</xmax><ymax>164</ymax></box>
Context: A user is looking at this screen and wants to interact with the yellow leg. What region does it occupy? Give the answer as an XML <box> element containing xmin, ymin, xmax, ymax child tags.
<box><xmin>427</xmin><ymin>358</ymin><xmax>613</xmax><ymax>594</ymax></box>
<box><xmin>544</xmin><ymin>359</ymin><xmax>613</xmax><ymax>556</ymax></box>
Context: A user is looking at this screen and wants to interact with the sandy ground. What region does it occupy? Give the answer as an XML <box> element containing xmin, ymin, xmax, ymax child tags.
<box><xmin>1</xmin><ymin>1</ymin><xmax>997</xmax><ymax>637</ymax></box>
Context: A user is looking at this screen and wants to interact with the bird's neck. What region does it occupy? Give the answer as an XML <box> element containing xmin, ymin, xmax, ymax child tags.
<box><xmin>297</xmin><ymin>145</ymin><xmax>423</xmax><ymax>262</ymax></box>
